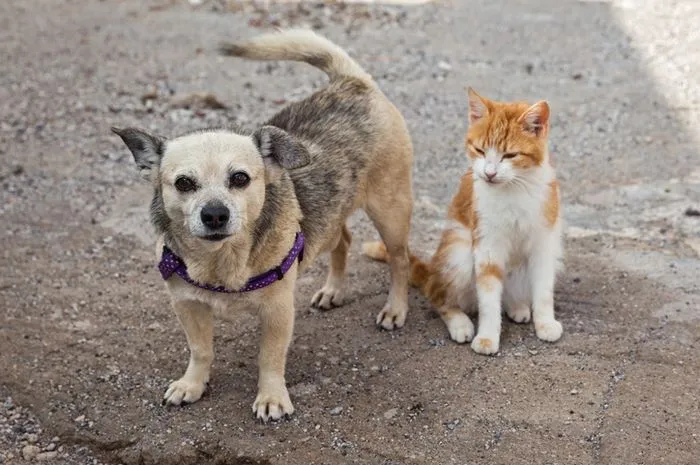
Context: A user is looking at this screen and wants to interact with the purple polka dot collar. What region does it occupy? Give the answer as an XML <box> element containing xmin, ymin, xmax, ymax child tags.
<box><xmin>157</xmin><ymin>232</ymin><xmax>305</xmax><ymax>293</ymax></box>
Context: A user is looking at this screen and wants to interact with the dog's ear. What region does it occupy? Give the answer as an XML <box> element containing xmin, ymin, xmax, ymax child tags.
<box><xmin>252</xmin><ymin>126</ymin><xmax>311</xmax><ymax>180</ymax></box>
<box><xmin>111</xmin><ymin>127</ymin><xmax>165</xmax><ymax>180</ymax></box>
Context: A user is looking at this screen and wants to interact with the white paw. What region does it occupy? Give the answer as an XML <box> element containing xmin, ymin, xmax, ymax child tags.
<box><xmin>253</xmin><ymin>388</ymin><xmax>294</xmax><ymax>423</ymax></box>
<box><xmin>376</xmin><ymin>302</ymin><xmax>407</xmax><ymax>330</ymax></box>
<box><xmin>471</xmin><ymin>334</ymin><xmax>500</xmax><ymax>355</ymax></box>
<box><xmin>507</xmin><ymin>305</ymin><xmax>531</xmax><ymax>323</ymax></box>
<box><xmin>535</xmin><ymin>319</ymin><xmax>563</xmax><ymax>342</ymax></box>
<box><xmin>311</xmin><ymin>285</ymin><xmax>344</xmax><ymax>310</ymax></box>
<box><xmin>445</xmin><ymin>313</ymin><xmax>474</xmax><ymax>344</ymax></box>
<box><xmin>163</xmin><ymin>377</ymin><xmax>207</xmax><ymax>406</ymax></box>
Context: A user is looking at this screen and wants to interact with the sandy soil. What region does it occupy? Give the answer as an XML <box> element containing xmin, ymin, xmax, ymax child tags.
<box><xmin>1</xmin><ymin>0</ymin><xmax>698</xmax><ymax>464</ymax></box>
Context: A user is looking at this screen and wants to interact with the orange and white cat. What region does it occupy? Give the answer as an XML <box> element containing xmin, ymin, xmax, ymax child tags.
<box><xmin>364</xmin><ymin>88</ymin><xmax>563</xmax><ymax>355</ymax></box>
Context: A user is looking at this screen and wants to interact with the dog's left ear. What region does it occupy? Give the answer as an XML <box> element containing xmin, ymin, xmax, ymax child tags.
<box><xmin>253</xmin><ymin>126</ymin><xmax>311</xmax><ymax>179</ymax></box>
<box><xmin>111</xmin><ymin>127</ymin><xmax>165</xmax><ymax>181</ymax></box>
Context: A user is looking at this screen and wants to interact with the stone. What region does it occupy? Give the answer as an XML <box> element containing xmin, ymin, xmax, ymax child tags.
<box><xmin>22</xmin><ymin>445</ymin><xmax>40</xmax><ymax>461</ymax></box>
<box><xmin>330</xmin><ymin>407</ymin><xmax>343</xmax><ymax>416</ymax></box>
<box><xmin>383</xmin><ymin>408</ymin><xmax>398</xmax><ymax>420</ymax></box>
<box><xmin>37</xmin><ymin>451</ymin><xmax>58</xmax><ymax>461</ymax></box>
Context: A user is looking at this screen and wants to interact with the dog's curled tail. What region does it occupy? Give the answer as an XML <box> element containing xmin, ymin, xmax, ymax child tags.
<box><xmin>362</xmin><ymin>241</ymin><xmax>431</xmax><ymax>289</ymax></box>
<box><xmin>218</xmin><ymin>29</ymin><xmax>373</xmax><ymax>85</ymax></box>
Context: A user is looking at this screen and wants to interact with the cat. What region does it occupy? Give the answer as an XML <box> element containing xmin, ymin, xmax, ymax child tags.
<box><xmin>364</xmin><ymin>88</ymin><xmax>563</xmax><ymax>355</ymax></box>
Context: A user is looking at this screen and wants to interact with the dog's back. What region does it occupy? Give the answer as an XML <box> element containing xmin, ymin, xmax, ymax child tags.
<box><xmin>221</xmin><ymin>31</ymin><xmax>396</xmax><ymax>248</ymax></box>
<box><xmin>269</xmin><ymin>79</ymin><xmax>377</xmax><ymax>251</ymax></box>
<box><xmin>219</xmin><ymin>29</ymin><xmax>380</xmax><ymax>167</ymax></box>
<box><xmin>220</xmin><ymin>30</ymin><xmax>413</xmax><ymax>276</ymax></box>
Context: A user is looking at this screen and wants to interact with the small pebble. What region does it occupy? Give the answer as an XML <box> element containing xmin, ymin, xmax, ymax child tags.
<box><xmin>445</xmin><ymin>419</ymin><xmax>460</xmax><ymax>431</ymax></box>
<box><xmin>437</xmin><ymin>60</ymin><xmax>452</xmax><ymax>71</ymax></box>
<box><xmin>37</xmin><ymin>451</ymin><xmax>58</xmax><ymax>461</ymax></box>
<box><xmin>22</xmin><ymin>445</ymin><xmax>40</xmax><ymax>461</ymax></box>
<box><xmin>330</xmin><ymin>407</ymin><xmax>343</xmax><ymax>416</ymax></box>
<box><xmin>383</xmin><ymin>408</ymin><xmax>398</xmax><ymax>420</ymax></box>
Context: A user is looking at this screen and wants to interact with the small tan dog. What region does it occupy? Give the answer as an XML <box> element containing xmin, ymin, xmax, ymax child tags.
<box><xmin>112</xmin><ymin>29</ymin><xmax>413</xmax><ymax>421</ymax></box>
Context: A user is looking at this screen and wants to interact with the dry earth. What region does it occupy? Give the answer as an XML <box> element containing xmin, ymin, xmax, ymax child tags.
<box><xmin>1</xmin><ymin>0</ymin><xmax>699</xmax><ymax>464</ymax></box>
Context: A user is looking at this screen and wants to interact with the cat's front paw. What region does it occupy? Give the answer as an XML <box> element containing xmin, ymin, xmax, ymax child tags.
<box><xmin>535</xmin><ymin>319</ymin><xmax>563</xmax><ymax>342</ymax></box>
<box><xmin>471</xmin><ymin>335</ymin><xmax>499</xmax><ymax>355</ymax></box>
<box><xmin>445</xmin><ymin>313</ymin><xmax>474</xmax><ymax>344</ymax></box>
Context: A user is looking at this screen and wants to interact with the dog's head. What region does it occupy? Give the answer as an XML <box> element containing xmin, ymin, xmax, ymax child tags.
<box><xmin>112</xmin><ymin>126</ymin><xmax>310</xmax><ymax>245</ymax></box>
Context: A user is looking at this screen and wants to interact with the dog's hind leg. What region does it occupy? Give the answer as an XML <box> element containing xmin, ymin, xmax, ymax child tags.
<box><xmin>366</xmin><ymin>183</ymin><xmax>412</xmax><ymax>330</ymax></box>
<box><xmin>164</xmin><ymin>300</ymin><xmax>214</xmax><ymax>406</ymax></box>
<box><xmin>311</xmin><ymin>225</ymin><xmax>352</xmax><ymax>310</ymax></box>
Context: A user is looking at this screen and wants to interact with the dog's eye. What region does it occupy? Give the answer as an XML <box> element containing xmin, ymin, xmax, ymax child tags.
<box><xmin>502</xmin><ymin>152</ymin><xmax>519</xmax><ymax>159</ymax></box>
<box><xmin>229</xmin><ymin>171</ymin><xmax>250</xmax><ymax>189</ymax></box>
<box><xmin>174</xmin><ymin>176</ymin><xmax>197</xmax><ymax>193</ymax></box>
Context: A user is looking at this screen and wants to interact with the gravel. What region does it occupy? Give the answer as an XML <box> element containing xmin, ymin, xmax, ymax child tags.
<box><xmin>1</xmin><ymin>0</ymin><xmax>699</xmax><ymax>463</ymax></box>
<box><xmin>0</xmin><ymin>397</ymin><xmax>99</xmax><ymax>464</ymax></box>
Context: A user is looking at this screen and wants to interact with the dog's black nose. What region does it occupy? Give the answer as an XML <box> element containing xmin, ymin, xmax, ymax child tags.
<box><xmin>201</xmin><ymin>203</ymin><xmax>230</xmax><ymax>229</ymax></box>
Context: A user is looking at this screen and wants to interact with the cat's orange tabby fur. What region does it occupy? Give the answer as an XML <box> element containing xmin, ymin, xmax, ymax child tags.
<box><xmin>364</xmin><ymin>88</ymin><xmax>563</xmax><ymax>355</ymax></box>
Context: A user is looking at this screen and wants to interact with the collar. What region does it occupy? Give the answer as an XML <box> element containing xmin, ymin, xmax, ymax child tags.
<box><xmin>157</xmin><ymin>232</ymin><xmax>305</xmax><ymax>293</ymax></box>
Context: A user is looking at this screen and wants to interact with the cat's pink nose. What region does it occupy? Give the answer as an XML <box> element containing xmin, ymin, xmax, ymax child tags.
<box><xmin>486</xmin><ymin>171</ymin><xmax>497</xmax><ymax>180</ymax></box>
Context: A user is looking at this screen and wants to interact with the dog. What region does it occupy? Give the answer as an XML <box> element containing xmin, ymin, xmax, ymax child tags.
<box><xmin>112</xmin><ymin>29</ymin><xmax>414</xmax><ymax>421</ymax></box>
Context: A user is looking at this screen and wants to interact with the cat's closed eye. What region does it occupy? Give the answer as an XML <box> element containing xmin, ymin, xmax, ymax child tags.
<box><xmin>502</xmin><ymin>152</ymin><xmax>518</xmax><ymax>159</ymax></box>
<box><xmin>472</xmin><ymin>146</ymin><xmax>485</xmax><ymax>156</ymax></box>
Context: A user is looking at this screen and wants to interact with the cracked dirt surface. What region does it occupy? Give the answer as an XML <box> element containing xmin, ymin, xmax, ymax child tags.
<box><xmin>1</xmin><ymin>0</ymin><xmax>699</xmax><ymax>464</ymax></box>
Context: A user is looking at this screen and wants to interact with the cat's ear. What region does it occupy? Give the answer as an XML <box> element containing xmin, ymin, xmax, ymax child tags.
<box><xmin>467</xmin><ymin>87</ymin><xmax>490</xmax><ymax>124</ymax></box>
<box><xmin>518</xmin><ymin>101</ymin><xmax>550</xmax><ymax>138</ymax></box>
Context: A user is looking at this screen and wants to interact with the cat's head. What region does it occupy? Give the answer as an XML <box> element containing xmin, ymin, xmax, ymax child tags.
<box><xmin>465</xmin><ymin>88</ymin><xmax>550</xmax><ymax>186</ymax></box>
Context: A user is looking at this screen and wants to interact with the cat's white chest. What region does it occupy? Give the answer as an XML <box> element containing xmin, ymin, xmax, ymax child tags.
<box><xmin>475</xmin><ymin>184</ymin><xmax>547</xmax><ymax>263</ymax></box>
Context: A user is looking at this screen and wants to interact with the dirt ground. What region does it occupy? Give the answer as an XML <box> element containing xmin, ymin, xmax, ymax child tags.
<box><xmin>1</xmin><ymin>0</ymin><xmax>699</xmax><ymax>464</ymax></box>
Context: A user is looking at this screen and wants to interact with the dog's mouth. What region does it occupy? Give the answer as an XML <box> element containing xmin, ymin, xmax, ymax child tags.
<box><xmin>201</xmin><ymin>233</ymin><xmax>231</xmax><ymax>242</ymax></box>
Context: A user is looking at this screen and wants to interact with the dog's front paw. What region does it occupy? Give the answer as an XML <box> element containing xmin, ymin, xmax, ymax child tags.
<box><xmin>471</xmin><ymin>334</ymin><xmax>500</xmax><ymax>355</ymax></box>
<box><xmin>376</xmin><ymin>302</ymin><xmax>407</xmax><ymax>330</ymax></box>
<box><xmin>253</xmin><ymin>388</ymin><xmax>294</xmax><ymax>423</ymax></box>
<box><xmin>535</xmin><ymin>319</ymin><xmax>563</xmax><ymax>342</ymax></box>
<box><xmin>311</xmin><ymin>285</ymin><xmax>344</xmax><ymax>310</ymax></box>
<box><xmin>163</xmin><ymin>377</ymin><xmax>207</xmax><ymax>406</ymax></box>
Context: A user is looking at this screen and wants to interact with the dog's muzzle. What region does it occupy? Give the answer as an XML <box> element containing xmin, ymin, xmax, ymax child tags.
<box><xmin>199</xmin><ymin>201</ymin><xmax>232</xmax><ymax>241</ymax></box>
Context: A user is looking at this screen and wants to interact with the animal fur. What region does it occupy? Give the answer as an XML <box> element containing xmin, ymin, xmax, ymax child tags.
<box><xmin>364</xmin><ymin>88</ymin><xmax>563</xmax><ymax>355</ymax></box>
<box><xmin>113</xmin><ymin>29</ymin><xmax>414</xmax><ymax>422</ymax></box>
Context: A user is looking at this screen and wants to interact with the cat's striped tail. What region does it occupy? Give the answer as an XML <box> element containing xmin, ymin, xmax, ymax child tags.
<box><xmin>361</xmin><ymin>241</ymin><xmax>431</xmax><ymax>289</ymax></box>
